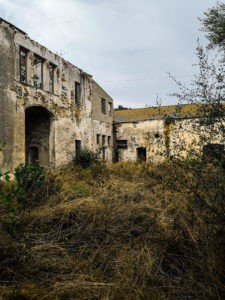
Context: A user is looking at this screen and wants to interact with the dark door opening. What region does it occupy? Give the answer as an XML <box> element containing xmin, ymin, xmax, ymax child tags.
<box><xmin>102</xmin><ymin>147</ymin><xmax>106</xmax><ymax>162</ymax></box>
<box><xmin>137</xmin><ymin>147</ymin><xmax>146</xmax><ymax>162</ymax></box>
<box><xmin>203</xmin><ymin>144</ymin><xmax>224</xmax><ymax>161</ymax></box>
<box><xmin>27</xmin><ymin>146</ymin><xmax>39</xmax><ymax>164</ymax></box>
<box><xmin>75</xmin><ymin>140</ymin><xmax>81</xmax><ymax>156</ymax></box>
<box><xmin>25</xmin><ymin>106</ymin><xmax>51</xmax><ymax>166</ymax></box>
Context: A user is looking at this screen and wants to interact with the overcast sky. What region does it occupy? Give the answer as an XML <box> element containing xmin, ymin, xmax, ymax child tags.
<box><xmin>0</xmin><ymin>0</ymin><xmax>219</xmax><ymax>108</ymax></box>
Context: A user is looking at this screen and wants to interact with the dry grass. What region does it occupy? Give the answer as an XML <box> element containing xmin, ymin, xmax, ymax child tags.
<box><xmin>0</xmin><ymin>161</ymin><xmax>225</xmax><ymax>299</ymax></box>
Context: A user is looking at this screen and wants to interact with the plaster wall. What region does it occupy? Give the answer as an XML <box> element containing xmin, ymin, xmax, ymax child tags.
<box><xmin>0</xmin><ymin>20</ymin><xmax>113</xmax><ymax>172</ymax></box>
<box><xmin>114</xmin><ymin>118</ymin><xmax>225</xmax><ymax>162</ymax></box>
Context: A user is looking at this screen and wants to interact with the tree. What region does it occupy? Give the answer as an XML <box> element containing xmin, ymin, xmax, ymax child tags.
<box><xmin>200</xmin><ymin>1</ymin><xmax>225</xmax><ymax>51</ymax></box>
<box><xmin>115</xmin><ymin>105</ymin><xmax>129</xmax><ymax>110</ymax></box>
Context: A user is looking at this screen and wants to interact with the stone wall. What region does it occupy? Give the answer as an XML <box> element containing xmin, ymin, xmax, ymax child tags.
<box><xmin>0</xmin><ymin>19</ymin><xmax>113</xmax><ymax>172</ymax></box>
<box><xmin>114</xmin><ymin>117</ymin><xmax>225</xmax><ymax>162</ymax></box>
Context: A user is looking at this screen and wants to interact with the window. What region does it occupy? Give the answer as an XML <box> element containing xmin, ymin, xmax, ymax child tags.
<box><xmin>116</xmin><ymin>140</ymin><xmax>128</xmax><ymax>149</ymax></box>
<box><xmin>109</xmin><ymin>103</ymin><xmax>113</xmax><ymax>116</ymax></box>
<box><xmin>49</xmin><ymin>64</ymin><xmax>54</xmax><ymax>93</ymax></box>
<box><xmin>75</xmin><ymin>140</ymin><xmax>81</xmax><ymax>155</ymax></box>
<box><xmin>203</xmin><ymin>144</ymin><xmax>224</xmax><ymax>160</ymax></box>
<box><xmin>75</xmin><ymin>81</ymin><xmax>81</xmax><ymax>104</ymax></box>
<box><xmin>102</xmin><ymin>135</ymin><xmax>106</xmax><ymax>146</ymax></box>
<box><xmin>154</xmin><ymin>132</ymin><xmax>160</xmax><ymax>138</ymax></box>
<box><xmin>20</xmin><ymin>47</ymin><xmax>27</xmax><ymax>83</ymax></box>
<box><xmin>101</xmin><ymin>98</ymin><xmax>106</xmax><ymax>114</ymax></box>
<box><xmin>33</xmin><ymin>55</ymin><xmax>43</xmax><ymax>89</ymax></box>
<box><xmin>96</xmin><ymin>134</ymin><xmax>100</xmax><ymax>145</ymax></box>
<box><xmin>108</xmin><ymin>136</ymin><xmax>111</xmax><ymax>146</ymax></box>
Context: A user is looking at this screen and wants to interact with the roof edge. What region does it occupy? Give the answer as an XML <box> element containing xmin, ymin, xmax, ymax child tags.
<box><xmin>0</xmin><ymin>17</ymin><xmax>27</xmax><ymax>35</ymax></box>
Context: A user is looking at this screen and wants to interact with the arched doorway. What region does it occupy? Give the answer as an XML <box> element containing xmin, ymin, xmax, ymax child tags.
<box><xmin>25</xmin><ymin>106</ymin><xmax>52</xmax><ymax>166</ymax></box>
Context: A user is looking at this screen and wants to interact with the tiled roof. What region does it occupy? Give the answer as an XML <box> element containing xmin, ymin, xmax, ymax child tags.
<box><xmin>113</xmin><ymin>104</ymin><xmax>202</xmax><ymax>123</ymax></box>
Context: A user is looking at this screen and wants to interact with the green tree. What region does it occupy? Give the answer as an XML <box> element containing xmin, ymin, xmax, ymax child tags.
<box><xmin>200</xmin><ymin>2</ymin><xmax>225</xmax><ymax>50</ymax></box>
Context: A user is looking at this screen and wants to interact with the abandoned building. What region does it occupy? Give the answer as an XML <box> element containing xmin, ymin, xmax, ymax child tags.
<box><xmin>0</xmin><ymin>18</ymin><xmax>113</xmax><ymax>173</ymax></box>
<box><xmin>114</xmin><ymin>104</ymin><xmax>225</xmax><ymax>162</ymax></box>
<box><xmin>1</xmin><ymin>18</ymin><xmax>225</xmax><ymax>173</ymax></box>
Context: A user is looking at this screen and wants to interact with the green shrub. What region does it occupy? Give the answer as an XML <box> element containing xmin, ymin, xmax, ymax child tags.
<box><xmin>0</xmin><ymin>171</ymin><xmax>22</xmax><ymax>224</ymax></box>
<box><xmin>73</xmin><ymin>149</ymin><xmax>99</xmax><ymax>168</ymax></box>
<box><xmin>14</xmin><ymin>164</ymin><xmax>61</xmax><ymax>205</ymax></box>
<box><xmin>14</xmin><ymin>163</ymin><xmax>45</xmax><ymax>190</ymax></box>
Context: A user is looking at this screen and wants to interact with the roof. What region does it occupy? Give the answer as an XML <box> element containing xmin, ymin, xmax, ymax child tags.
<box><xmin>113</xmin><ymin>103</ymin><xmax>202</xmax><ymax>123</ymax></box>
<box><xmin>0</xmin><ymin>17</ymin><xmax>27</xmax><ymax>35</ymax></box>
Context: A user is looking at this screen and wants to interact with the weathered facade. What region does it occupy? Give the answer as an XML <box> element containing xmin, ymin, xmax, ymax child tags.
<box><xmin>114</xmin><ymin>105</ymin><xmax>225</xmax><ymax>162</ymax></box>
<box><xmin>1</xmin><ymin>19</ymin><xmax>224</xmax><ymax>172</ymax></box>
<box><xmin>0</xmin><ymin>18</ymin><xmax>113</xmax><ymax>173</ymax></box>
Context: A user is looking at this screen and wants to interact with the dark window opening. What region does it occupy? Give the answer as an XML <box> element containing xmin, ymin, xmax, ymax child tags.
<box><xmin>20</xmin><ymin>47</ymin><xmax>27</xmax><ymax>83</ymax></box>
<box><xmin>75</xmin><ymin>81</ymin><xmax>81</xmax><ymax>104</ymax></box>
<box><xmin>137</xmin><ymin>147</ymin><xmax>146</xmax><ymax>162</ymax></box>
<box><xmin>102</xmin><ymin>147</ymin><xmax>106</xmax><ymax>162</ymax></box>
<box><xmin>117</xmin><ymin>140</ymin><xmax>128</xmax><ymax>149</ymax></box>
<box><xmin>102</xmin><ymin>135</ymin><xmax>106</xmax><ymax>146</ymax></box>
<box><xmin>101</xmin><ymin>98</ymin><xmax>106</xmax><ymax>114</ymax></box>
<box><xmin>109</xmin><ymin>103</ymin><xmax>113</xmax><ymax>116</ymax></box>
<box><xmin>203</xmin><ymin>144</ymin><xmax>224</xmax><ymax>160</ymax></box>
<box><xmin>49</xmin><ymin>64</ymin><xmax>54</xmax><ymax>93</ymax></box>
<box><xmin>154</xmin><ymin>133</ymin><xmax>160</xmax><ymax>138</ymax></box>
<box><xmin>75</xmin><ymin>140</ymin><xmax>81</xmax><ymax>155</ymax></box>
<box><xmin>96</xmin><ymin>134</ymin><xmax>100</xmax><ymax>145</ymax></box>
<box><xmin>108</xmin><ymin>136</ymin><xmax>111</xmax><ymax>146</ymax></box>
<box><xmin>33</xmin><ymin>55</ymin><xmax>43</xmax><ymax>89</ymax></box>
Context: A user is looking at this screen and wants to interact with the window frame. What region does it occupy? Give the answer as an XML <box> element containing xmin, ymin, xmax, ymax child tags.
<box><xmin>108</xmin><ymin>102</ymin><xmax>113</xmax><ymax>116</ymax></box>
<box><xmin>33</xmin><ymin>54</ymin><xmax>44</xmax><ymax>89</ymax></box>
<box><xmin>116</xmin><ymin>140</ymin><xmax>128</xmax><ymax>149</ymax></box>
<box><xmin>203</xmin><ymin>143</ymin><xmax>224</xmax><ymax>159</ymax></box>
<box><xmin>75</xmin><ymin>81</ymin><xmax>81</xmax><ymax>105</ymax></box>
<box><xmin>75</xmin><ymin>139</ymin><xmax>81</xmax><ymax>155</ymax></box>
<box><xmin>101</xmin><ymin>98</ymin><xmax>106</xmax><ymax>114</ymax></box>
<box><xmin>19</xmin><ymin>47</ymin><xmax>28</xmax><ymax>84</ymax></box>
<box><xmin>96</xmin><ymin>134</ymin><xmax>100</xmax><ymax>145</ymax></box>
<box><xmin>102</xmin><ymin>135</ymin><xmax>106</xmax><ymax>147</ymax></box>
<box><xmin>49</xmin><ymin>63</ymin><xmax>55</xmax><ymax>94</ymax></box>
<box><xmin>108</xmin><ymin>136</ymin><xmax>111</xmax><ymax>146</ymax></box>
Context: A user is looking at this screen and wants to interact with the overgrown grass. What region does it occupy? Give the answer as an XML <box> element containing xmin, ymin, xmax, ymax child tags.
<box><xmin>0</xmin><ymin>161</ymin><xmax>225</xmax><ymax>299</ymax></box>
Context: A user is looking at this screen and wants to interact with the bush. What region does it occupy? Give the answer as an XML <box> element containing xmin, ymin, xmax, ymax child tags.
<box><xmin>73</xmin><ymin>149</ymin><xmax>99</xmax><ymax>168</ymax></box>
<box><xmin>14</xmin><ymin>164</ymin><xmax>61</xmax><ymax>205</ymax></box>
<box><xmin>0</xmin><ymin>171</ymin><xmax>22</xmax><ymax>224</ymax></box>
<box><xmin>14</xmin><ymin>164</ymin><xmax>45</xmax><ymax>190</ymax></box>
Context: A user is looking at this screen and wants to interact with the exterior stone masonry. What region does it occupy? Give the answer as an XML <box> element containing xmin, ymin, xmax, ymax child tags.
<box><xmin>0</xmin><ymin>18</ymin><xmax>113</xmax><ymax>172</ymax></box>
<box><xmin>1</xmin><ymin>18</ymin><xmax>225</xmax><ymax>173</ymax></box>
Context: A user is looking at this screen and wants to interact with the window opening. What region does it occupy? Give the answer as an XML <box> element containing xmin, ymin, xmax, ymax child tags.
<box><xmin>75</xmin><ymin>81</ymin><xmax>81</xmax><ymax>104</ymax></box>
<box><xmin>49</xmin><ymin>64</ymin><xmax>54</xmax><ymax>93</ymax></box>
<box><xmin>75</xmin><ymin>140</ymin><xmax>81</xmax><ymax>155</ymax></box>
<box><xmin>96</xmin><ymin>134</ymin><xmax>100</xmax><ymax>145</ymax></box>
<box><xmin>101</xmin><ymin>98</ymin><xmax>106</xmax><ymax>114</ymax></box>
<box><xmin>203</xmin><ymin>144</ymin><xmax>224</xmax><ymax>160</ymax></box>
<box><xmin>116</xmin><ymin>140</ymin><xmax>128</xmax><ymax>149</ymax></box>
<box><xmin>102</xmin><ymin>135</ymin><xmax>106</xmax><ymax>146</ymax></box>
<box><xmin>109</xmin><ymin>103</ymin><xmax>112</xmax><ymax>116</ymax></box>
<box><xmin>20</xmin><ymin>47</ymin><xmax>27</xmax><ymax>83</ymax></box>
<box><xmin>33</xmin><ymin>55</ymin><xmax>43</xmax><ymax>89</ymax></box>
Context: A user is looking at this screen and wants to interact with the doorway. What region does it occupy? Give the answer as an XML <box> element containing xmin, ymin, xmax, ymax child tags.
<box><xmin>25</xmin><ymin>106</ymin><xmax>51</xmax><ymax>166</ymax></box>
<box><xmin>137</xmin><ymin>147</ymin><xmax>146</xmax><ymax>162</ymax></box>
